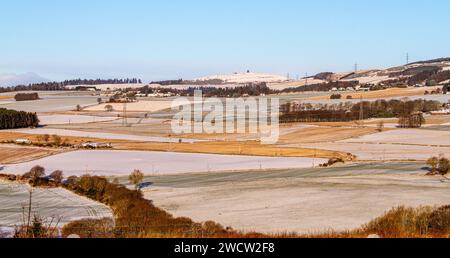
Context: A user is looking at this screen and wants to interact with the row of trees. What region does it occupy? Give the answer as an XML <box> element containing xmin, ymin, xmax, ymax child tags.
<box><xmin>0</xmin><ymin>108</ymin><xmax>39</xmax><ymax>129</ymax></box>
<box><xmin>14</xmin><ymin>93</ymin><xmax>39</xmax><ymax>101</ymax></box>
<box><xmin>150</xmin><ymin>78</ymin><xmax>225</xmax><ymax>86</ymax></box>
<box><xmin>139</xmin><ymin>82</ymin><xmax>272</xmax><ymax>97</ymax></box>
<box><xmin>280</xmin><ymin>99</ymin><xmax>442</xmax><ymax>124</ymax></box>
<box><xmin>0</xmin><ymin>78</ymin><xmax>142</xmax><ymax>93</ymax></box>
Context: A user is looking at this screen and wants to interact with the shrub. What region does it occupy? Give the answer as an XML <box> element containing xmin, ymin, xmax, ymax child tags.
<box><xmin>22</xmin><ymin>166</ymin><xmax>46</xmax><ymax>180</ymax></box>
<box><xmin>427</xmin><ymin>157</ymin><xmax>439</xmax><ymax>174</ymax></box>
<box><xmin>330</xmin><ymin>94</ymin><xmax>342</xmax><ymax>99</ymax></box>
<box><xmin>50</xmin><ymin>170</ymin><xmax>64</xmax><ymax>184</ymax></box>
<box><xmin>104</xmin><ymin>105</ymin><xmax>114</xmax><ymax>112</ymax></box>
<box><xmin>362</xmin><ymin>206</ymin><xmax>434</xmax><ymax>237</ymax></box>
<box><xmin>437</xmin><ymin>157</ymin><xmax>450</xmax><ymax>175</ymax></box>
<box><xmin>129</xmin><ymin>170</ymin><xmax>144</xmax><ymax>189</ymax></box>
<box><xmin>428</xmin><ymin>206</ymin><xmax>450</xmax><ymax>234</ymax></box>
<box><xmin>62</xmin><ymin>218</ymin><xmax>114</xmax><ymax>238</ymax></box>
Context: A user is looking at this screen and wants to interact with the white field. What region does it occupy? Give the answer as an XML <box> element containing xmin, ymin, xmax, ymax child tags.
<box><xmin>2</xmin><ymin>150</ymin><xmax>326</xmax><ymax>176</ymax></box>
<box><xmin>196</xmin><ymin>72</ymin><xmax>288</xmax><ymax>84</ymax></box>
<box><xmin>8</xmin><ymin>128</ymin><xmax>205</xmax><ymax>143</ymax></box>
<box><xmin>146</xmin><ymin>164</ymin><xmax>450</xmax><ymax>234</ymax></box>
<box><xmin>39</xmin><ymin>115</ymin><xmax>118</xmax><ymax>125</ymax></box>
<box><xmin>342</xmin><ymin>129</ymin><xmax>450</xmax><ymax>146</ymax></box>
<box><xmin>85</xmin><ymin>100</ymin><xmax>173</xmax><ymax>112</ymax></box>
<box><xmin>0</xmin><ymin>181</ymin><xmax>112</xmax><ymax>227</ymax></box>
<box><xmin>287</xmin><ymin>142</ymin><xmax>450</xmax><ymax>161</ymax></box>
<box><xmin>281</xmin><ymin>128</ymin><xmax>450</xmax><ymax>161</ymax></box>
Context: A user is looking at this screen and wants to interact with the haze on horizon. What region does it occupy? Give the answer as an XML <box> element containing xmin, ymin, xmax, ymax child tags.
<box><xmin>1</xmin><ymin>0</ymin><xmax>450</xmax><ymax>82</ymax></box>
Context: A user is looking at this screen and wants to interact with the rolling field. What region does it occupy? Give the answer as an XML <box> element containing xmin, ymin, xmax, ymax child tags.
<box><xmin>0</xmin><ymin>181</ymin><xmax>113</xmax><ymax>227</ymax></box>
<box><xmin>305</xmin><ymin>87</ymin><xmax>443</xmax><ymax>101</ymax></box>
<box><xmin>2</xmin><ymin>150</ymin><xmax>327</xmax><ymax>176</ymax></box>
<box><xmin>0</xmin><ymin>146</ymin><xmax>64</xmax><ymax>164</ymax></box>
<box><xmin>142</xmin><ymin>163</ymin><xmax>450</xmax><ymax>234</ymax></box>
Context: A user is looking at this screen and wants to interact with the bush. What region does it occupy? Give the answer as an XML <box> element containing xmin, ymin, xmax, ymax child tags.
<box><xmin>437</xmin><ymin>157</ymin><xmax>450</xmax><ymax>175</ymax></box>
<box><xmin>362</xmin><ymin>206</ymin><xmax>434</xmax><ymax>237</ymax></box>
<box><xmin>129</xmin><ymin>169</ymin><xmax>144</xmax><ymax>189</ymax></box>
<box><xmin>62</xmin><ymin>218</ymin><xmax>115</xmax><ymax>238</ymax></box>
<box><xmin>428</xmin><ymin>206</ymin><xmax>450</xmax><ymax>234</ymax></box>
<box><xmin>330</xmin><ymin>94</ymin><xmax>342</xmax><ymax>99</ymax></box>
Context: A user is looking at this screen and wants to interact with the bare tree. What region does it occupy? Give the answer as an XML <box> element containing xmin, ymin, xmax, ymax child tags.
<box><xmin>105</xmin><ymin>105</ymin><xmax>114</xmax><ymax>112</ymax></box>
<box><xmin>50</xmin><ymin>170</ymin><xmax>64</xmax><ymax>184</ymax></box>
<box><xmin>128</xmin><ymin>169</ymin><xmax>144</xmax><ymax>189</ymax></box>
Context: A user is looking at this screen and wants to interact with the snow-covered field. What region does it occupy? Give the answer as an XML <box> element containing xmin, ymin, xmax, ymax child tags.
<box><xmin>146</xmin><ymin>163</ymin><xmax>450</xmax><ymax>234</ymax></box>
<box><xmin>342</xmin><ymin>129</ymin><xmax>450</xmax><ymax>146</ymax></box>
<box><xmin>8</xmin><ymin>128</ymin><xmax>205</xmax><ymax>143</ymax></box>
<box><xmin>2</xmin><ymin>150</ymin><xmax>326</xmax><ymax>176</ymax></box>
<box><xmin>39</xmin><ymin>115</ymin><xmax>118</xmax><ymax>125</ymax></box>
<box><xmin>85</xmin><ymin>100</ymin><xmax>173</xmax><ymax>112</ymax></box>
<box><xmin>0</xmin><ymin>181</ymin><xmax>112</xmax><ymax>228</ymax></box>
<box><xmin>287</xmin><ymin>142</ymin><xmax>450</xmax><ymax>161</ymax></box>
<box><xmin>196</xmin><ymin>72</ymin><xmax>288</xmax><ymax>84</ymax></box>
<box><xmin>0</xmin><ymin>95</ymin><xmax>100</xmax><ymax>112</ymax></box>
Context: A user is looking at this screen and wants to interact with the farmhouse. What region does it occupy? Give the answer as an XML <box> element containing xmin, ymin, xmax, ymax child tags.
<box><xmin>15</xmin><ymin>139</ymin><xmax>32</xmax><ymax>145</ymax></box>
<box><xmin>80</xmin><ymin>142</ymin><xmax>112</xmax><ymax>149</ymax></box>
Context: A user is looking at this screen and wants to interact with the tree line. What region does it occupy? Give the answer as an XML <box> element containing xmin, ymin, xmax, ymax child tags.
<box><xmin>0</xmin><ymin>108</ymin><xmax>39</xmax><ymax>129</ymax></box>
<box><xmin>139</xmin><ymin>82</ymin><xmax>272</xmax><ymax>97</ymax></box>
<box><xmin>0</xmin><ymin>78</ymin><xmax>142</xmax><ymax>93</ymax></box>
<box><xmin>280</xmin><ymin>99</ymin><xmax>442</xmax><ymax>124</ymax></box>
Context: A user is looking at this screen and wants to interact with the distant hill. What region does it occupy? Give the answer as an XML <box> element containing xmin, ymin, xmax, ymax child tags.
<box><xmin>196</xmin><ymin>72</ymin><xmax>289</xmax><ymax>84</ymax></box>
<box><xmin>0</xmin><ymin>72</ymin><xmax>49</xmax><ymax>87</ymax></box>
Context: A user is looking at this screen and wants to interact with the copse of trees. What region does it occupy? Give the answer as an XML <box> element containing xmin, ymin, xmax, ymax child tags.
<box><xmin>280</xmin><ymin>99</ymin><xmax>442</xmax><ymax>123</ymax></box>
<box><xmin>0</xmin><ymin>108</ymin><xmax>39</xmax><ymax>129</ymax></box>
<box><xmin>14</xmin><ymin>93</ymin><xmax>39</xmax><ymax>101</ymax></box>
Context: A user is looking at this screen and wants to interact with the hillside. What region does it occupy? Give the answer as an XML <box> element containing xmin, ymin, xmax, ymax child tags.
<box><xmin>272</xmin><ymin>58</ymin><xmax>450</xmax><ymax>90</ymax></box>
<box><xmin>196</xmin><ymin>72</ymin><xmax>289</xmax><ymax>84</ymax></box>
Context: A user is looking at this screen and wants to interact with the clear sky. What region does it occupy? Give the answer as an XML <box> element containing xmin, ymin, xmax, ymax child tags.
<box><xmin>1</xmin><ymin>0</ymin><xmax>450</xmax><ymax>82</ymax></box>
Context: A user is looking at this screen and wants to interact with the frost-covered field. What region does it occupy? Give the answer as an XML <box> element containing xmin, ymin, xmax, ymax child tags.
<box><xmin>342</xmin><ymin>129</ymin><xmax>450</xmax><ymax>146</ymax></box>
<box><xmin>8</xmin><ymin>128</ymin><xmax>205</xmax><ymax>143</ymax></box>
<box><xmin>2</xmin><ymin>150</ymin><xmax>325</xmax><ymax>176</ymax></box>
<box><xmin>0</xmin><ymin>93</ymin><xmax>100</xmax><ymax>112</ymax></box>
<box><xmin>287</xmin><ymin>142</ymin><xmax>450</xmax><ymax>161</ymax></box>
<box><xmin>145</xmin><ymin>163</ymin><xmax>450</xmax><ymax>234</ymax></box>
<box><xmin>39</xmin><ymin>115</ymin><xmax>118</xmax><ymax>125</ymax></box>
<box><xmin>0</xmin><ymin>181</ymin><xmax>112</xmax><ymax>227</ymax></box>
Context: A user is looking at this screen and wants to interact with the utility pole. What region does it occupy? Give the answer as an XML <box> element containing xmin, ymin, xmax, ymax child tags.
<box><xmin>406</xmin><ymin>53</ymin><xmax>410</xmax><ymax>65</ymax></box>
<box><xmin>123</xmin><ymin>102</ymin><xmax>128</xmax><ymax>126</ymax></box>
<box><xmin>27</xmin><ymin>188</ymin><xmax>33</xmax><ymax>234</ymax></box>
<box><xmin>359</xmin><ymin>94</ymin><xmax>364</xmax><ymax>127</ymax></box>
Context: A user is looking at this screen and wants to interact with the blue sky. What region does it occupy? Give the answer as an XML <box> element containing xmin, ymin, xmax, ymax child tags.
<box><xmin>1</xmin><ymin>0</ymin><xmax>449</xmax><ymax>82</ymax></box>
